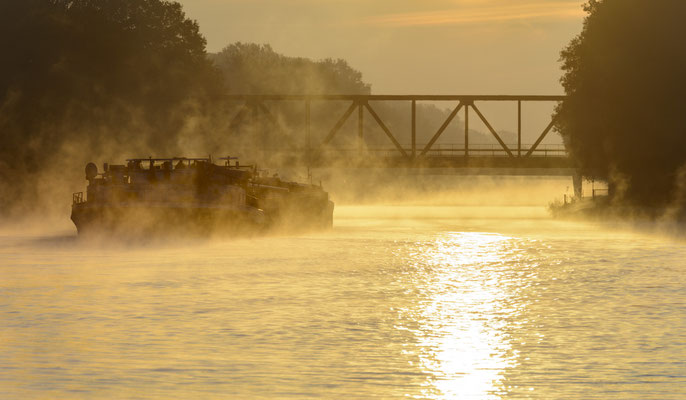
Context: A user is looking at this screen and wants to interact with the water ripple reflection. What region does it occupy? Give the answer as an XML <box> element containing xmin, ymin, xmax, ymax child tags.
<box><xmin>1</xmin><ymin>213</ymin><xmax>685</xmax><ymax>399</ymax></box>
<box><xmin>395</xmin><ymin>232</ymin><xmax>529</xmax><ymax>398</ymax></box>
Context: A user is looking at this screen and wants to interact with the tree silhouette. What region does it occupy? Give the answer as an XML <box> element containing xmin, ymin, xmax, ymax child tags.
<box><xmin>555</xmin><ymin>0</ymin><xmax>686</xmax><ymax>207</ymax></box>
<box><xmin>212</xmin><ymin>43</ymin><xmax>370</xmax><ymax>95</ymax></box>
<box><xmin>0</xmin><ymin>0</ymin><xmax>222</xmax><ymax>213</ymax></box>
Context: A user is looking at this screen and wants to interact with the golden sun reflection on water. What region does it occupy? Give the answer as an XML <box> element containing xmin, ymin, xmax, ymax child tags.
<box><xmin>2</xmin><ymin>215</ymin><xmax>686</xmax><ymax>399</ymax></box>
<box><xmin>409</xmin><ymin>232</ymin><xmax>524</xmax><ymax>399</ymax></box>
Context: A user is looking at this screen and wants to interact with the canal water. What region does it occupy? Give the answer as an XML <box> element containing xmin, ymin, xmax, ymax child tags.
<box><xmin>1</xmin><ymin>196</ymin><xmax>685</xmax><ymax>398</ymax></box>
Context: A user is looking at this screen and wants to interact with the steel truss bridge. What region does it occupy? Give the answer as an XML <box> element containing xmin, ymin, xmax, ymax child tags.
<box><xmin>226</xmin><ymin>94</ymin><xmax>574</xmax><ymax>176</ymax></box>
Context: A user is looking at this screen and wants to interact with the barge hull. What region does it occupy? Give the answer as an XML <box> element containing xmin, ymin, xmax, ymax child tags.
<box><xmin>71</xmin><ymin>204</ymin><xmax>266</xmax><ymax>236</ymax></box>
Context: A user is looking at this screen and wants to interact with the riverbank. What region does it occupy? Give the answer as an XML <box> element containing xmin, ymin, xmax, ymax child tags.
<box><xmin>549</xmin><ymin>196</ymin><xmax>686</xmax><ymax>236</ymax></box>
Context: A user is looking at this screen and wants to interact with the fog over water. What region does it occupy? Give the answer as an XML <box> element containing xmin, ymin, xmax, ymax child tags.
<box><xmin>3</xmin><ymin>1</ymin><xmax>685</xmax><ymax>398</ymax></box>
<box><xmin>1</xmin><ymin>177</ymin><xmax>685</xmax><ymax>399</ymax></box>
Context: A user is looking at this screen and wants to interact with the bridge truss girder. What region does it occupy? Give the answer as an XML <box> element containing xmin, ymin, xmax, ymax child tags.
<box><xmin>226</xmin><ymin>94</ymin><xmax>566</xmax><ymax>168</ymax></box>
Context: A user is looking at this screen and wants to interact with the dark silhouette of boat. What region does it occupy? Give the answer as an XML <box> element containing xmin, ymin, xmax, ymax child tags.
<box><xmin>71</xmin><ymin>157</ymin><xmax>334</xmax><ymax>236</ymax></box>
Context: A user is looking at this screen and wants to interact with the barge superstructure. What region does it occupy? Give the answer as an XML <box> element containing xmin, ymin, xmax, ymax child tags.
<box><xmin>71</xmin><ymin>157</ymin><xmax>334</xmax><ymax>235</ymax></box>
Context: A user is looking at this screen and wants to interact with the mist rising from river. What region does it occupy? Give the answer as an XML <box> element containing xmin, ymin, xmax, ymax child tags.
<box><xmin>2</xmin><ymin>176</ymin><xmax>685</xmax><ymax>399</ymax></box>
<box><xmin>2</xmin><ymin>197</ymin><xmax>685</xmax><ymax>399</ymax></box>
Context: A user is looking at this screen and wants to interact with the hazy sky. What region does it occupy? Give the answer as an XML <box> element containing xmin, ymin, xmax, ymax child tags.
<box><xmin>178</xmin><ymin>0</ymin><xmax>586</xmax><ymax>95</ymax></box>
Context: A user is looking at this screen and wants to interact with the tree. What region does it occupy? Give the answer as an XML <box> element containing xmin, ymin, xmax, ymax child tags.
<box><xmin>554</xmin><ymin>0</ymin><xmax>686</xmax><ymax>207</ymax></box>
<box><xmin>209</xmin><ymin>43</ymin><xmax>378</xmax><ymax>153</ymax></box>
<box><xmin>211</xmin><ymin>43</ymin><xmax>370</xmax><ymax>95</ymax></box>
<box><xmin>0</xmin><ymin>0</ymin><xmax>223</xmax><ymax>214</ymax></box>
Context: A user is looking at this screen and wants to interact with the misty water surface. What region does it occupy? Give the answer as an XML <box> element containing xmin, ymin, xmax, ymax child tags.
<box><xmin>1</xmin><ymin>206</ymin><xmax>685</xmax><ymax>399</ymax></box>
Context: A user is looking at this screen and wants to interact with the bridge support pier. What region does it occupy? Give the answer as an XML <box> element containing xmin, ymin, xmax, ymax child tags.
<box><xmin>573</xmin><ymin>172</ymin><xmax>583</xmax><ymax>199</ymax></box>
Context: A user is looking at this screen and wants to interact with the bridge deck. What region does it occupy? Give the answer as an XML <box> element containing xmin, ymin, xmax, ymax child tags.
<box><xmin>303</xmin><ymin>154</ymin><xmax>573</xmax><ymax>173</ymax></box>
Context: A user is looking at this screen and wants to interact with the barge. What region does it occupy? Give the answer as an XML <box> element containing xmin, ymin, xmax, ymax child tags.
<box><xmin>71</xmin><ymin>157</ymin><xmax>334</xmax><ymax>236</ymax></box>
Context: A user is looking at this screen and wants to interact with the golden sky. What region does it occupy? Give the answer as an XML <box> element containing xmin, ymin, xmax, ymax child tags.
<box><xmin>365</xmin><ymin>1</ymin><xmax>584</xmax><ymax>26</ymax></box>
<box><xmin>178</xmin><ymin>0</ymin><xmax>585</xmax><ymax>95</ymax></box>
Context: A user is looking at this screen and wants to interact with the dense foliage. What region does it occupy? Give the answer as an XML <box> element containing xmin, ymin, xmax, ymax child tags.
<box><xmin>555</xmin><ymin>0</ymin><xmax>686</xmax><ymax>207</ymax></box>
<box><xmin>0</xmin><ymin>0</ymin><xmax>222</xmax><ymax>213</ymax></box>
<box><xmin>212</xmin><ymin>43</ymin><xmax>370</xmax><ymax>95</ymax></box>
<box><xmin>210</xmin><ymin>43</ymin><xmax>373</xmax><ymax>150</ymax></box>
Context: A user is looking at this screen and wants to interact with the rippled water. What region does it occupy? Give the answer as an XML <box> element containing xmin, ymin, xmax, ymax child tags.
<box><xmin>1</xmin><ymin>206</ymin><xmax>685</xmax><ymax>399</ymax></box>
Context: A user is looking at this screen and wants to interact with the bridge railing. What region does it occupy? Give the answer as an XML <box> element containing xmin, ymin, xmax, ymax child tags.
<box><xmin>304</xmin><ymin>144</ymin><xmax>568</xmax><ymax>158</ymax></box>
<box><xmin>407</xmin><ymin>143</ymin><xmax>567</xmax><ymax>158</ymax></box>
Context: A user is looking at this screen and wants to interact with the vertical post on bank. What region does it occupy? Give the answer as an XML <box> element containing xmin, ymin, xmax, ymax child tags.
<box><xmin>411</xmin><ymin>100</ymin><xmax>416</xmax><ymax>159</ymax></box>
<box><xmin>573</xmin><ymin>172</ymin><xmax>583</xmax><ymax>199</ymax></box>
<box><xmin>517</xmin><ymin>100</ymin><xmax>522</xmax><ymax>157</ymax></box>
<box><xmin>464</xmin><ymin>103</ymin><xmax>469</xmax><ymax>157</ymax></box>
